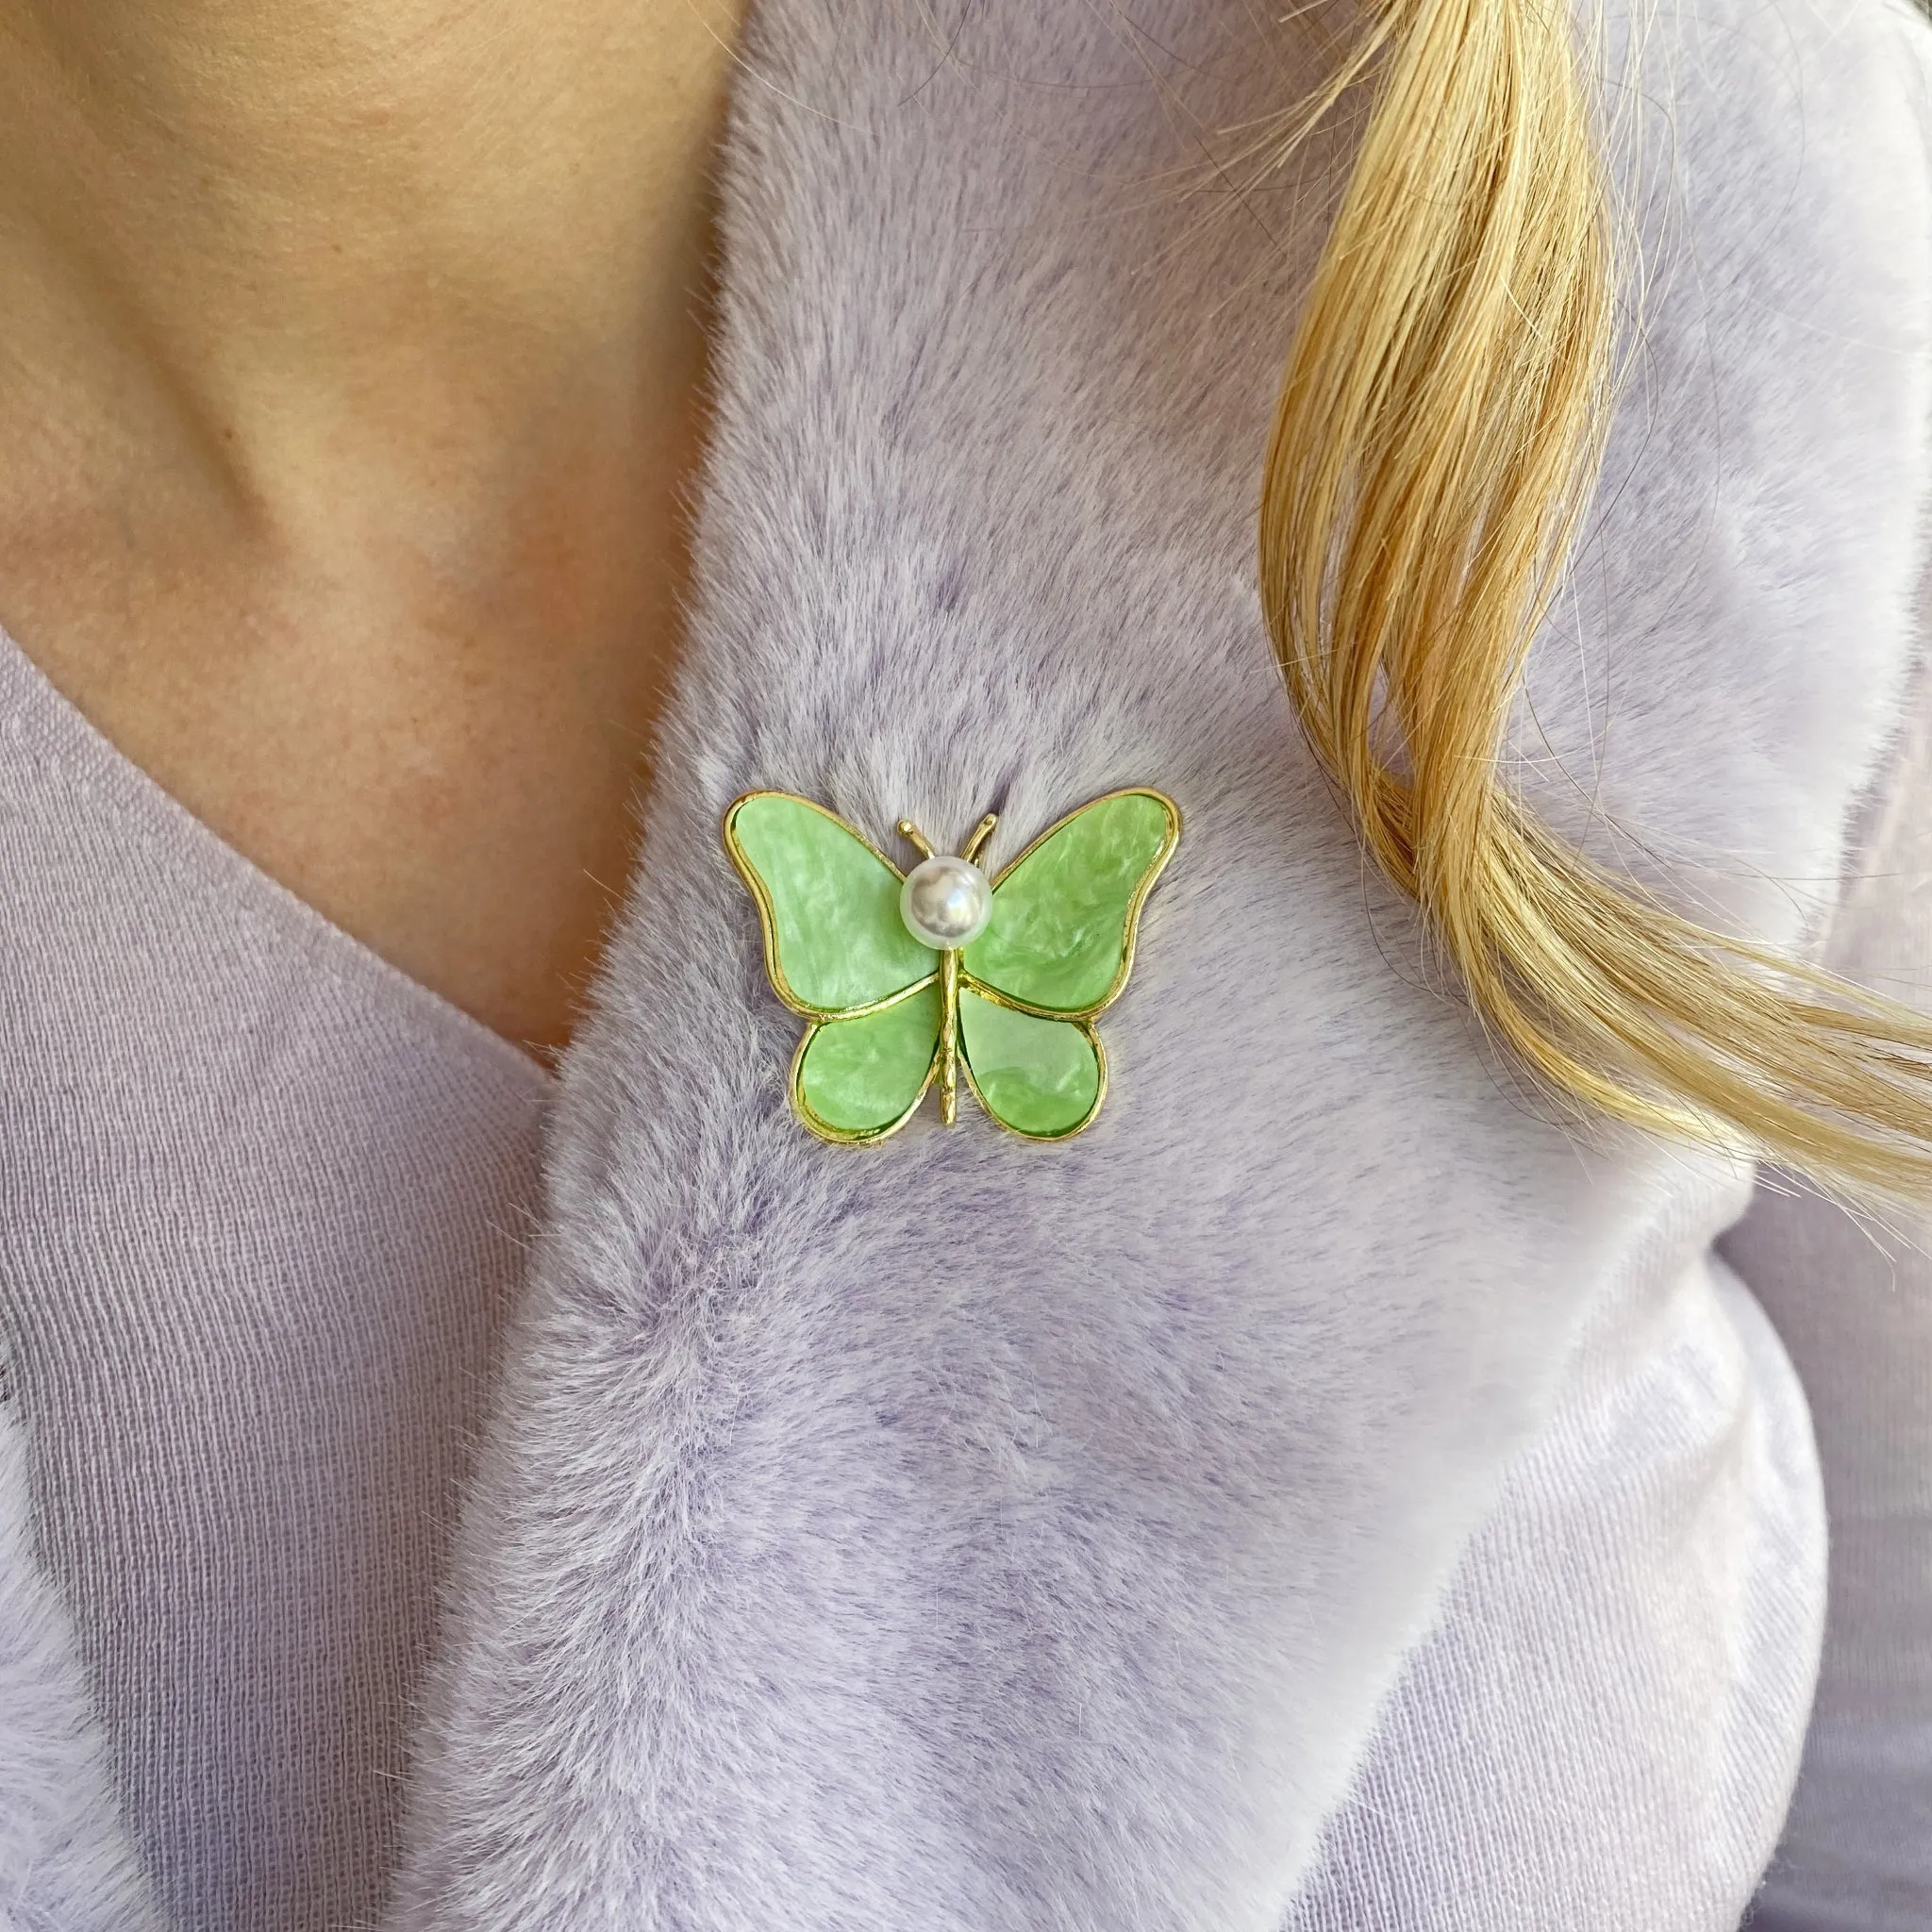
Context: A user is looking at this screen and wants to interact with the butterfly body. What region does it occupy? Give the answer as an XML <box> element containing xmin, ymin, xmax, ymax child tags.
<box><xmin>724</xmin><ymin>788</ymin><xmax>1180</xmax><ymax>1143</ymax></box>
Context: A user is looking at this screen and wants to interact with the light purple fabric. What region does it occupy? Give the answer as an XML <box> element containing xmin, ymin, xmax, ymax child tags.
<box><xmin>0</xmin><ymin>592</ymin><xmax>1834</xmax><ymax>1932</ymax></box>
<box><xmin>0</xmin><ymin>630</ymin><xmax>551</xmax><ymax>1931</ymax></box>
<box><xmin>1728</xmin><ymin>669</ymin><xmax>1932</xmax><ymax>1929</ymax></box>
<box><xmin>0</xmin><ymin>0</ymin><xmax>1925</xmax><ymax>1920</ymax></box>
<box><xmin>383</xmin><ymin>0</ymin><xmax>1930</xmax><ymax>1922</ymax></box>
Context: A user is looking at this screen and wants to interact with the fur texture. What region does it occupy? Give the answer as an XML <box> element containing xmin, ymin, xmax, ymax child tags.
<box><xmin>0</xmin><ymin>0</ymin><xmax>1927</xmax><ymax>1924</ymax></box>
<box><xmin>384</xmin><ymin>0</ymin><xmax>1932</xmax><ymax>1925</ymax></box>
<box><xmin>0</xmin><ymin>1400</ymin><xmax>159</xmax><ymax>1932</ymax></box>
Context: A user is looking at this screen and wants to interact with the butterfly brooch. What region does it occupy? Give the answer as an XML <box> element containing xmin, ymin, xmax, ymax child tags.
<box><xmin>723</xmin><ymin>788</ymin><xmax>1181</xmax><ymax>1143</ymax></box>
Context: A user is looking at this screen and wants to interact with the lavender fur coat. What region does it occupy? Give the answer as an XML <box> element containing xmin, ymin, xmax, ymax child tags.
<box><xmin>5</xmin><ymin>0</ymin><xmax>1932</xmax><ymax>1924</ymax></box>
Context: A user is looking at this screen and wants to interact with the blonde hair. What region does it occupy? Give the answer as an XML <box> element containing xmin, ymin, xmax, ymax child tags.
<box><xmin>1260</xmin><ymin>0</ymin><xmax>1932</xmax><ymax>1201</ymax></box>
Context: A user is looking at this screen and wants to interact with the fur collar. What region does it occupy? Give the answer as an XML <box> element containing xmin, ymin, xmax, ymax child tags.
<box><xmin>4</xmin><ymin>0</ymin><xmax>1928</xmax><ymax>1924</ymax></box>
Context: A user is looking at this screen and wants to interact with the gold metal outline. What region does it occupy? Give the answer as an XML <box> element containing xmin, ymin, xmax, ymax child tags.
<box><xmin>724</xmin><ymin>786</ymin><xmax>1180</xmax><ymax>1146</ymax></box>
<box><xmin>968</xmin><ymin>787</ymin><xmax>1182</xmax><ymax>1022</ymax></box>
<box><xmin>939</xmin><ymin>948</ymin><xmax>962</xmax><ymax>1125</ymax></box>
<box><xmin>722</xmin><ymin>790</ymin><xmax>937</xmax><ymax>1021</ymax></box>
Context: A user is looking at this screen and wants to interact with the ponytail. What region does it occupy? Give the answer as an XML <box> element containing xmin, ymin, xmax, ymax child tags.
<box><xmin>1260</xmin><ymin>0</ymin><xmax>1932</xmax><ymax>1200</ymax></box>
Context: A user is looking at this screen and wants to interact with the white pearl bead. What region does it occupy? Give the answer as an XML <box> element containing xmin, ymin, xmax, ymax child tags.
<box><xmin>900</xmin><ymin>855</ymin><xmax>992</xmax><ymax>949</ymax></box>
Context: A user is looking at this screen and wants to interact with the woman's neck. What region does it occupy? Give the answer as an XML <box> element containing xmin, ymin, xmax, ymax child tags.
<box><xmin>0</xmin><ymin>0</ymin><xmax>749</xmax><ymax>1058</ymax></box>
<box><xmin>0</xmin><ymin>0</ymin><xmax>743</xmax><ymax>543</ymax></box>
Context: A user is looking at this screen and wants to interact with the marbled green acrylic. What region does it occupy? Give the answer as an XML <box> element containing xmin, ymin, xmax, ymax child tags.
<box><xmin>725</xmin><ymin>786</ymin><xmax>1178</xmax><ymax>1142</ymax></box>
<box><xmin>797</xmin><ymin>985</ymin><xmax>942</xmax><ymax>1135</ymax></box>
<box><xmin>965</xmin><ymin>791</ymin><xmax>1174</xmax><ymax>1013</ymax></box>
<box><xmin>725</xmin><ymin>792</ymin><xmax>935</xmax><ymax>1012</ymax></box>
<box><xmin>957</xmin><ymin>990</ymin><xmax>1101</xmax><ymax>1138</ymax></box>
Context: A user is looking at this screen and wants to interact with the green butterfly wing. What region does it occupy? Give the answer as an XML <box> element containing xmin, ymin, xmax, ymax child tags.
<box><xmin>958</xmin><ymin>788</ymin><xmax>1178</xmax><ymax>1139</ymax></box>
<box><xmin>962</xmin><ymin>789</ymin><xmax>1180</xmax><ymax>1018</ymax></box>
<box><xmin>956</xmin><ymin>989</ymin><xmax>1104</xmax><ymax>1140</ymax></box>
<box><xmin>792</xmin><ymin>982</ymin><xmax>944</xmax><ymax>1143</ymax></box>
<box><xmin>729</xmin><ymin>786</ymin><xmax>1179</xmax><ymax>1146</ymax></box>
<box><xmin>724</xmin><ymin>791</ymin><xmax>938</xmax><ymax>1015</ymax></box>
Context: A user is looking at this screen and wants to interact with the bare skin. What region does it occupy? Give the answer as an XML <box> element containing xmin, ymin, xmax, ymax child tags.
<box><xmin>0</xmin><ymin>0</ymin><xmax>748</xmax><ymax>1061</ymax></box>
